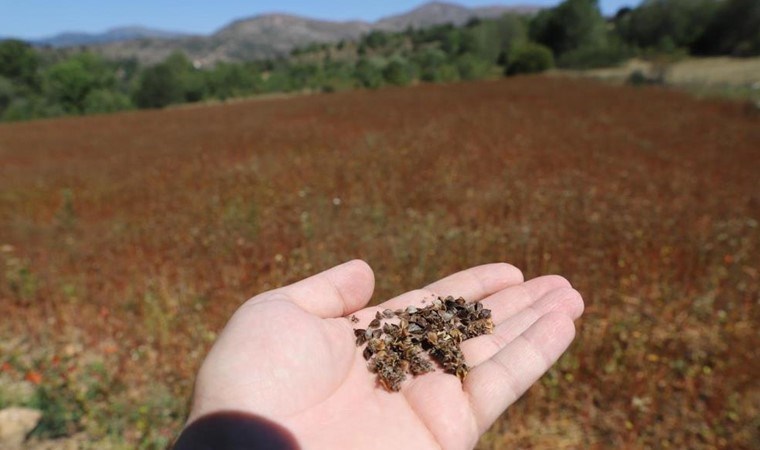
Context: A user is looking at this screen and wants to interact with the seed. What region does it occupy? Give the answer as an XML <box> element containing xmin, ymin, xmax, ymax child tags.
<box><xmin>354</xmin><ymin>295</ymin><xmax>493</xmax><ymax>392</ymax></box>
<box><xmin>354</xmin><ymin>328</ymin><xmax>367</xmax><ymax>345</ymax></box>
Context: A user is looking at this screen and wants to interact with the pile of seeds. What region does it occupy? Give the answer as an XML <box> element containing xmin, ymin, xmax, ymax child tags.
<box><xmin>352</xmin><ymin>296</ymin><xmax>493</xmax><ymax>392</ymax></box>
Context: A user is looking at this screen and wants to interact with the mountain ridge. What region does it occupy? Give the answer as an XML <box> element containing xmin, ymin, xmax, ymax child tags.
<box><xmin>16</xmin><ymin>2</ymin><xmax>542</xmax><ymax>64</ymax></box>
<box><xmin>32</xmin><ymin>26</ymin><xmax>192</xmax><ymax>48</ymax></box>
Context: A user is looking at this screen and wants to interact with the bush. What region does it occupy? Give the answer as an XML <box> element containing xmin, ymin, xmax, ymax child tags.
<box><xmin>354</xmin><ymin>59</ymin><xmax>383</xmax><ymax>89</ymax></box>
<box><xmin>43</xmin><ymin>53</ymin><xmax>116</xmax><ymax>114</ymax></box>
<box><xmin>455</xmin><ymin>54</ymin><xmax>491</xmax><ymax>81</ymax></box>
<box><xmin>627</xmin><ymin>70</ymin><xmax>649</xmax><ymax>86</ymax></box>
<box><xmin>205</xmin><ymin>63</ymin><xmax>258</xmax><ymax>100</ymax></box>
<box><xmin>557</xmin><ymin>41</ymin><xmax>631</xmax><ymax>69</ymax></box>
<box><xmin>382</xmin><ymin>60</ymin><xmax>413</xmax><ymax>86</ymax></box>
<box><xmin>83</xmin><ymin>89</ymin><xmax>132</xmax><ymax>114</ymax></box>
<box><xmin>505</xmin><ymin>43</ymin><xmax>555</xmax><ymax>76</ymax></box>
<box><xmin>0</xmin><ymin>76</ymin><xmax>14</xmax><ymax>111</ymax></box>
<box><xmin>692</xmin><ymin>0</ymin><xmax>760</xmax><ymax>56</ymax></box>
<box><xmin>2</xmin><ymin>96</ymin><xmax>65</xmax><ymax>122</ymax></box>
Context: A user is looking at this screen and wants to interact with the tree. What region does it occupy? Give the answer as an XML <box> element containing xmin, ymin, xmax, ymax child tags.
<box><xmin>615</xmin><ymin>0</ymin><xmax>720</xmax><ymax>51</ymax></box>
<box><xmin>206</xmin><ymin>63</ymin><xmax>258</xmax><ymax>100</ymax></box>
<box><xmin>530</xmin><ymin>0</ymin><xmax>607</xmax><ymax>57</ymax></box>
<box><xmin>692</xmin><ymin>0</ymin><xmax>760</xmax><ymax>56</ymax></box>
<box><xmin>354</xmin><ymin>58</ymin><xmax>383</xmax><ymax>89</ymax></box>
<box><xmin>2</xmin><ymin>96</ymin><xmax>64</xmax><ymax>122</ymax></box>
<box><xmin>530</xmin><ymin>0</ymin><xmax>631</xmax><ymax>68</ymax></box>
<box><xmin>83</xmin><ymin>89</ymin><xmax>132</xmax><ymax>114</ymax></box>
<box><xmin>0</xmin><ymin>40</ymin><xmax>40</xmax><ymax>90</ymax></box>
<box><xmin>133</xmin><ymin>52</ymin><xmax>199</xmax><ymax>108</ymax></box>
<box><xmin>364</xmin><ymin>31</ymin><xmax>390</xmax><ymax>50</ymax></box>
<box><xmin>454</xmin><ymin>54</ymin><xmax>490</xmax><ymax>81</ymax></box>
<box><xmin>133</xmin><ymin>63</ymin><xmax>185</xmax><ymax>108</ymax></box>
<box><xmin>505</xmin><ymin>43</ymin><xmax>555</xmax><ymax>76</ymax></box>
<box><xmin>43</xmin><ymin>53</ymin><xmax>115</xmax><ymax>114</ymax></box>
<box><xmin>382</xmin><ymin>59</ymin><xmax>413</xmax><ymax>86</ymax></box>
<box><xmin>415</xmin><ymin>48</ymin><xmax>448</xmax><ymax>82</ymax></box>
<box><xmin>0</xmin><ymin>76</ymin><xmax>15</xmax><ymax>111</ymax></box>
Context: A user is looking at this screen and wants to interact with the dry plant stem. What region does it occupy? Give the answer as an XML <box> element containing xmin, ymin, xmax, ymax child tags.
<box><xmin>354</xmin><ymin>296</ymin><xmax>494</xmax><ymax>391</ymax></box>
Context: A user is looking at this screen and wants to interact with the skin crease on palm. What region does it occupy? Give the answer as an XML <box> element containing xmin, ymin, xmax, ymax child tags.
<box><xmin>187</xmin><ymin>260</ymin><xmax>584</xmax><ymax>450</ymax></box>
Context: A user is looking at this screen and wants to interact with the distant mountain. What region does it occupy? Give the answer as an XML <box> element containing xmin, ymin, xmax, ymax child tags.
<box><xmin>33</xmin><ymin>26</ymin><xmax>191</xmax><ymax>48</ymax></box>
<box><xmin>376</xmin><ymin>1</ymin><xmax>537</xmax><ymax>31</ymax></box>
<box><xmin>210</xmin><ymin>14</ymin><xmax>372</xmax><ymax>60</ymax></box>
<box><xmin>30</xmin><ymin>2</ymin><xmax>542</xmax><ymax>64</ymax></box>
<box><xmin>91</xmin><ymin>15</ymin><xmax>372</xmax><ymax>65</ymax></box>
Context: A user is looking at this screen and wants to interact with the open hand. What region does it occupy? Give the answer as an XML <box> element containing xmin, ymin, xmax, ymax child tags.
<box><xmin>183</xmin><ymin>260</ymin><xmax>583</xmax><ymax>449</ymax></box>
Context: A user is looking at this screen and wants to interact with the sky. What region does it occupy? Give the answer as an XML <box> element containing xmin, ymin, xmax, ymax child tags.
<box><xmin>0</xmin><ymin>0</ymin><xmax>639</xmax><ymax>40</ymax></box>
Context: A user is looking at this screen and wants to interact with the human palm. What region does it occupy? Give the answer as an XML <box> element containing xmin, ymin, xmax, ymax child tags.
<box><xmin>186</xmin><ymin>260</ymin><xmax>583</xmax><ymax>450</ymax></box>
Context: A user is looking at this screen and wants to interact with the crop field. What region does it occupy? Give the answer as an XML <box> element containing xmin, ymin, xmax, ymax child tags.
<box><xmin>0</xmin><ymin>77</ymin><xmax>758</xmax><ymax>448</ymax></box>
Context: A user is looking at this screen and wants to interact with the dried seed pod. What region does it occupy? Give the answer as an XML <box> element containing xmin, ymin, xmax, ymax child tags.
<box><xmin>355</xmin><ymin>294</ymin><xmax>493</xmax><ymax>392</ymax></box>
<box><xmin>354</xmin><ymin>328</ymin><xmax>368</xmax><ymax>345</ymax></box>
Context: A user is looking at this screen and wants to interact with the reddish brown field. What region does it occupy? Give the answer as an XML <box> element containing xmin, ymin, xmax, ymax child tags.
<box><xmin>1</xmin><ymin>77</ymin><xmax>758</xmax><ymax>448</ymax></box>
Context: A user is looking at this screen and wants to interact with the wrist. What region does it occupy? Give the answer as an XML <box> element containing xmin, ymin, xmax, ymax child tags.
<box><xmin>173</xmin><ymin>411</ymin><xmax>299</xmax><ymax>450</ymax></box>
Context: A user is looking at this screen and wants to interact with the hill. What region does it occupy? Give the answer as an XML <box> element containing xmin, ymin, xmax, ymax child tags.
<box><xmin>46</xmin><ymin>2</ymin><xmax>540</xmax><ymax>64</ymax></box>
<box><xmin>375</xmin><ymin>1</ymin><xmax>537</xmax><ymax>30</ymax></box>
<box><xmin>32</xmin><ymin>26</ymin><xmax>191</xmax><ymax>48</ymax></box>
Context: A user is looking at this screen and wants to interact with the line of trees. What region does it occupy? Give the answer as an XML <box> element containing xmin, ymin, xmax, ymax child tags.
<box><xmin>1</xmin><ymin>0</ymin><xmax>757</xmax><ymax>122</ymax></box>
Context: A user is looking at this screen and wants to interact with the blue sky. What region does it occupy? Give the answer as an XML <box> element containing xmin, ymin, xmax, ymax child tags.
<box><xmin>1</xmin><ymin>0</ymin><xmax>639</xmax><ymax>40</ymax></box>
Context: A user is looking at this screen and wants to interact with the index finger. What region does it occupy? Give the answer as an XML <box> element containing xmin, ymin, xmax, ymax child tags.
<box><xmin>424</xmin><ymin>263</ymin><xmax>524</xmax><ymax>301</ymax></box>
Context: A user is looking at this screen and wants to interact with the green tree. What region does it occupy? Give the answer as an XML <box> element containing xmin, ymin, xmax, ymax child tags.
<box><xmin>692</xmin><ymin>0</ymin><xmax>760</xmax><ymax>56</ymax></box>
<box><xmin>83</xmin><ymin>89</ymin><xmax>132</xmax><ymax>114</ymax></box>
<box><xmin>43</xmin><ymin>53</ymin><xmax>115</xmax><ymax>114</ymax></box>
<box><xmin>0</xmin><ymin>76</ymin><xmax>15</xmax><ymax>111</ymax></box>
<box><xmin>132</xmin><ymin>52</ymin><xmax>200</xmax><ymax>108</ymax></box>
<box><xmin>473</xmin><ymin>14</ymin><xmax>528</xmax><ymax>63</ymax></box>
<box><xmin>382</xmin><ymin>59</ymin><xmax>413</xmax><ymax>86</ymax></box>
<box><xmin>441</xmin><ymin>29</ymin><xmax>463</xmax><ymax>55</ymax></box>
<box><xmin>288</xmin><ymin>63</ymin><xmax>322</xmax><ymax>90</ymax></box>
<box><xmin>354</xmin><ymin>58</ymin><xmax>383</xmax><ymax>89</ymax></box>
<box><xmin>616</xmin><ymin>0</ymin><xmax>720</xmax><ymax>51</ymax></box>
<box><xmin>505</xmin><ymin>43</ymin><xmax>555</xmax><ymax>75</ymax></box>
<box><xmin>415</xmin><ymin>48</ymin><xmax>448</xmax><ymax>82</ymax></box>
<box><xmin>454</xmin><ymin>54</ymin><xmax>490</xmax><ymax>81</ymax></box>
<box><xmin>133</xmin><ymin>64</ymin><xmax>184</xmax><ymax>108</ymax></box>
<box><xmin>364</xmin><ymin>31</ymin><xmax>390</xmax><ymax>49</ymax></box>
<box><xmin>2</xmin><ymin>96</ymin><xmax>64</xmax><ymax>122</ymax></box>
<box><xmin>205</xmin><ymin>63</ymin><xmax>258</xmax><ymax>100</ymax></box>
<box><xmin>0</xmin><ymin>40</ymin><xmax>40</xmax><ymax>90</ymax></box>
<box><xmin>530</xmin><ymin>0</ymin><xmax>607</xmax><ymax>57</ymax></box>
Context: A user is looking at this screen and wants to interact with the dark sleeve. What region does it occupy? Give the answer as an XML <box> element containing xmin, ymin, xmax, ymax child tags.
<box><xmin>173</xmin><ymin>411</ymin><xmax>300</xmax><ymax>450</ymax></box>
